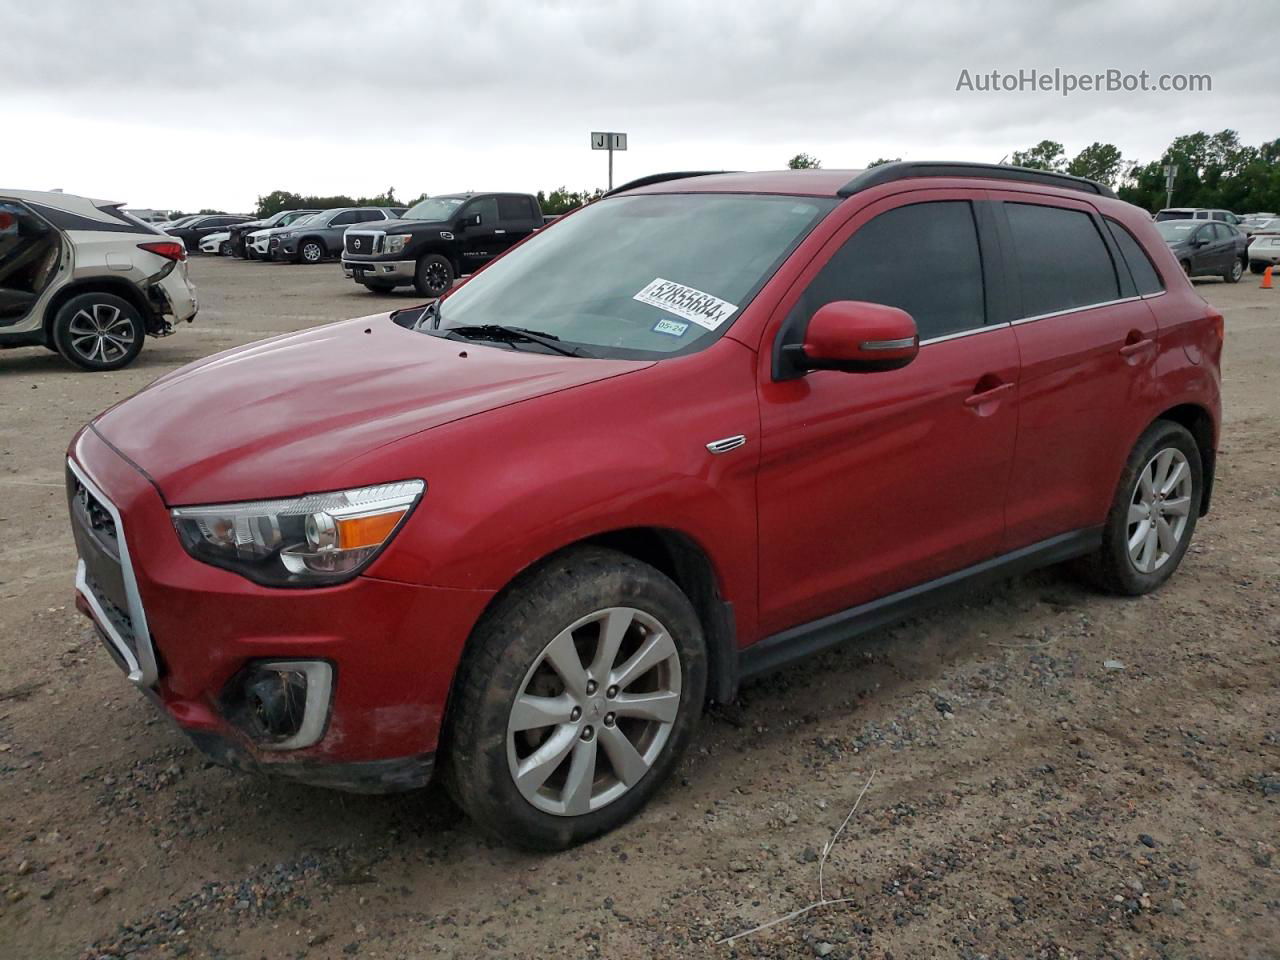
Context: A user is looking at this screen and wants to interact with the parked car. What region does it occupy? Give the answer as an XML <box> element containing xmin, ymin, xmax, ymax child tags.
<box><xmin>66</xmin><ymin>163</ymin><xmax>1221</xmax><ymax>849</ymax></box>
<box><xmin>267</xmin><ymin>207</ymin><xmax>401</xmax><ymax>264</ymax></box>
<box><xmin>1246</xmin><ymin>219</ymin><xmax>1280</xmax><ymax>272</ymax></box>
<box><xmin>0</xmin><ymin>188</ymin><xmax>197</xmax><ymax>370</ymax></box>
<box><xmin>1153</xmin><ymin>207</ymin><xmax>1243</xmax><ymax>228</ymax></box>
<box><xmin>167</xmin><ymin>214</ymin><xmax>254</xmax><ymax>253</ymax></box>
<box><xmin>341</xmin><ymin>192</ymin><xmax>546</xmax><ymax>296</ymax></box>
<box><xmin>1240</xmin><ymin>214</ymin><xmax>1280</xmax><ymax>238</ymax></box>
<box><xmin>1155</xmin><ymin>219</ymin><xmax>1248</xmax><ymax>281</ymax></box>
<box><xmin>198</xmin><ymin>231</ymin><xmax>232</xmax><ymax>256</ymax></box>
<box><xmin>228</xmin><ymin>209</ymin><xmax>320</xmax><ymax>259</ymax></box>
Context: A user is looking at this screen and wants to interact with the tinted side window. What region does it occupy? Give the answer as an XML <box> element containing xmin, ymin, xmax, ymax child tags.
<box><xmin>1104</xmin><ymin>220</ymin><xmax>1164</xmax><ymax>296</ymax></box>
<box><xmin>497</xmin><ymin>196</ymin><xmax>531</xmax><ymax>222</ymax></box>
<box><xmin>1005</xmin><ymin>203</ymin><xmax>1119</xmax><ymax>317</ymax></box>
<box><xmin>466</xmin><ymin>196</ymin><xmax>500</xmax><ymax>226</ymax></box>
<box><xmin>794</xmin><ymin>201</ymin><xmax>985</xmax><ymax>341</ymax></box>
<box><xmin>330</xmin><ymin>211</ymin><xmax>359</xmax><ymax>226</ymax></box>
<box><xmin>355</xmin><ymin>210</ymin><xmax>384</xmax><ymax>222</ymax></box>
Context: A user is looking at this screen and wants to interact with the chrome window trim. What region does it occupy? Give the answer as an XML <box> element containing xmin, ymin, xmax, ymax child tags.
<box><xmin>67</xmin><ymin>455</ymin><xmax>158</xmax><ymax>688</ymax></box>
<box><xmin>1010</xmin><ymin>295</ymin><xmax>1143</xmax><ymax>327</ymax></box>
<box><xmin>919</xmin><ymin>321</ymin><xmax>1009</xmax><ymax>347</ymax></box>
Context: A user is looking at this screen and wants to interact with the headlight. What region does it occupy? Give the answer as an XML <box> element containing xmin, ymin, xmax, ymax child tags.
<box><xmin>278</xmin><ymin>231</ymin><xmax>296</xmax><ymax>240</ymax></box>
<box><xmin>171</xmin><ymin>480</ymin><xmax>424</xmax><ymax>586</ymax></box>
<box><xmin>384</xmin><ymin>234</ymin><xmax>412</xmax><ymax>255</ymax></box>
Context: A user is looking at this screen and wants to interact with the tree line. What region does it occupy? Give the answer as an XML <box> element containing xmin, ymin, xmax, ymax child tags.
<box><xmin>789</xmin><ymin>130</ymin><xmax>1280</xmax><ymax>213</ymax></box>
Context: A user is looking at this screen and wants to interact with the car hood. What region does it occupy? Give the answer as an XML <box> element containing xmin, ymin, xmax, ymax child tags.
<box><xmin>92</xmin><ymin>314</ymin><xmax>649</xmax><ymax>505</ymax></box>
<box><xmin>359</xmin><ymin>218</ymin><xmax>450</xmax><ymax>233</ymax></box>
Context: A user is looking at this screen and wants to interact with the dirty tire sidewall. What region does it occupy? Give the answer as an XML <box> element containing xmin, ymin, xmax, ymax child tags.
<box><xmin>445</xmin><ymin>546</ymin><xmax>707</xmax><ymax>851</ymax></box>
<box><xmin>52</xmin><ymin>292</ymin><xmax>146</xmax><ymax>372</ymax></box>
<box><xmin>1078</xmin><ymin>420</ymin><xmax>1202</xmax><ymax>596</ymax></box>
<box><xmin>413</xmin><ymin>254</ymin><xmax>454</xmax><ymax>298</ymax></box>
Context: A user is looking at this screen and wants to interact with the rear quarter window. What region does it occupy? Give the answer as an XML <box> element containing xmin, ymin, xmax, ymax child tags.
<box><xmin>1005</xmin><ymin>203</ymin><xmax>1119</xmax><ymax>317</ymax></box>
<box><xmin>1105</xmin><ymin>219</ymin><xmax>1165</xmax><ymax>296</ymax></box>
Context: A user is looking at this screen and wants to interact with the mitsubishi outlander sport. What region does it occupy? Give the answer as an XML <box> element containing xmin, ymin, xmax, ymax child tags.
<box><xmin>67</xmin><ymin>163</ymin><xmax>1221</xmax><ymax>849</ymax></box>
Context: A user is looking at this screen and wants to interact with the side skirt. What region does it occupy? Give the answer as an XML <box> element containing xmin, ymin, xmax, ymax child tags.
<box><xmin>738</xmin><ymin>528</ymin><xmax>1102</xmax><ymax>682</ymax></box>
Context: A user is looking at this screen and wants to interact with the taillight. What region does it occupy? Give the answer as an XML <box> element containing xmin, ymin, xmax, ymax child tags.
<box><xmin>137</xmin><ymin>241</ymin><xmax>187</xmax><ymax>262</ymax></box>
<box><xmin>1211</xmin><ymin>312</ymin><xmax>1224</xmax><ymax>344</ymax></box>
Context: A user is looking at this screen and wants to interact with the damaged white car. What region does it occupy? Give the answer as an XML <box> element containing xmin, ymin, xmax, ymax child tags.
<box><xmin>0</xmin><ymin>189</ymin><xmax>198</xmax><ymax>371</ymax></box>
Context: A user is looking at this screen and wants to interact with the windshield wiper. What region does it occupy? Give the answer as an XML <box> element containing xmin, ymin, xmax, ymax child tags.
<box><xmin>443</xmin><ymin>324</ymin><xmax>594</xmax><ymax>358</ymax></box>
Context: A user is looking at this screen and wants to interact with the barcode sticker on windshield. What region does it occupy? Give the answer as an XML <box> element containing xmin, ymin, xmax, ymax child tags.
<box><xmin>633</xmin><ymin>278</ymin><xmax>739</xmax><ymax>331</ymax></box>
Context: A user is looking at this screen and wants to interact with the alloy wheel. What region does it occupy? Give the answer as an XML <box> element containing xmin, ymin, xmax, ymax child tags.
<box><xmin>1126</xmin><ymin>447</ymin><xmax>1193</xmax><ymax>574</ymax></box>
<box><xmin>66</xmin><ymin>303</ymin><xmax>136</xmax><ymax>365</ymax></box>
<box><xmin>506</xmin><ymin>607</ymin><xmax>682</xmax><ymax>816</ymax></box>
<box><xmin>425</xmin><ymin>261</ymin><xmax>449</xmax><ymax>292</ymax></box>
<box><xmin>1230</xmin><ymin>259</ymin><xmax>1243</xmax><ymax>282</ymax></box>
<box><xmin>302</xmin><ymin>242</ymin><xmax>323</xmax><ymax>263</ymax></box>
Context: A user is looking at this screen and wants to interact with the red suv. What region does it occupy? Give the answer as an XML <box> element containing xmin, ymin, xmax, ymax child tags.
<box><xmin>67</xmin><ymin>163</ymin><xmax>1222</xmax><ymax>849</ymax></box>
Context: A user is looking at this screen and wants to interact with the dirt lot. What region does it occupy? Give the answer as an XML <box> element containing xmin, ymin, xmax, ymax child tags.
<box><xmin>0</xmin><ymin>257</ymin><xmax>1276</xmax><ymax>960</ymax></box>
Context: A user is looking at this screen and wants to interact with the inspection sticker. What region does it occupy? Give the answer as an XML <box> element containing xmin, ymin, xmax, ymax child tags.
<box><xmin>652</xmin><ymin>318</ymin><xmax>689</xmax><ymax>337</ymax></box>
<box><xmin>633</xmin><ymin>278</ymin><xmax>739</xmax><ymax>331</ymax></box>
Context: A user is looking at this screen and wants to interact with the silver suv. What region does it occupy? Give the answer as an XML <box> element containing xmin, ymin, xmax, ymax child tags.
<box><xmin>0</xmin><ymin>189</ymin><xmax>198</xmax><ymax>371</ymax></box>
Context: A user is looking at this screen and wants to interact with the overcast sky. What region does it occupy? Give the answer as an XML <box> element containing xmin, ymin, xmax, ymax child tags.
<box><xmin>1</xmin><ymin>0</ymin><xmax>1268</xmax><ymax>212</ymax></box>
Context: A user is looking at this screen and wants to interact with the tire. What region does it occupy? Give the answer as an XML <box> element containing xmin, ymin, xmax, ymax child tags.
<box><xmin>52</xmin><ymin>292</ymin><xmax>146</xmax><ymax>372</ymax></box>
<box><xmin>445</xmin><ymin>546</ymin><xmax>707</xmax><ymax>850</ymax></box>
<box><xmin>297</xmin><ymin>239</ymin><xmax>325</xmax><ymax>264</ymax></box>
<box><xmin>361</xmin><ymin>281</ymin><xmax>397</xmax><ymax>293</ymax></box>
<box><xmin>413</xmin><ymin>254</ymin><xmax>454</xmax><ymax>297</ymax></box>
<box><xmin>1250</xmin><ymin>261</ymin><xmax>1266</xmax><ymax>275</ymax></box>
<box><xmin>218</xmin><ymin>241</ymin><xmax>231</xmax><ymax>257</ymax></box>
<box><xmin>246</xmin><ymin>247</ymin><xmax>259</xmax><ymax>261</ymax></box>
<box><xmin>1180</xmin><ymin>260</ymin><xmax>1192</xmax><ymax>278</ymax></box>
<box><xmin>1074</xmin><ymin>420</ymin><xmax>1202</xmax><ymax>596</ymax></box>
<box><xmin>1224</xmin><ymin>257</ymin><xmax>1243</xmax><ymax>283</ymax></box>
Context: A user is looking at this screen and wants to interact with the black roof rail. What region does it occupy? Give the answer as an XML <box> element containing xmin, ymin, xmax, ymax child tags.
<box><xmin>838</xmin><ymin>162</ymin><xmax>1116</xmax><ymax>199</ymax></box>
<box><xmin>605</xmin><ymin>171</ymin><xmax>735</xmax><ymax>196</ymax></box>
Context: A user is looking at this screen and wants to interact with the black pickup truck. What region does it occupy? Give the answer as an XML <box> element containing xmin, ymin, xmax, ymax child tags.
<box><xmin>341</xmin><ymin>192</ymin><xmax>546</xmax><ymax>296</ymax></box>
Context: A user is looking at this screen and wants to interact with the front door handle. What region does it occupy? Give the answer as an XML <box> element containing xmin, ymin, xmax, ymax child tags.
<box><xmin>964</xmin><ymin>381</ymin><xmax>1015</xmax><ymax>407</ymax></box>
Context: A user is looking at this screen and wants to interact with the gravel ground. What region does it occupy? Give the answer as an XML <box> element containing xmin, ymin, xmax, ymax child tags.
<box><xmin>0</xmin><ymin>256</ymin><xmax>1276</xmax><ymax>959</ymax></box>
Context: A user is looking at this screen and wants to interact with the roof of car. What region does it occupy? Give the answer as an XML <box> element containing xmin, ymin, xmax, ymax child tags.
<box><xmin>1</xmin><ymin>188</ymin><xmax>121</xmax><ymax>211</ymax></box>
<box><xmin>617</xmin><ymin>162</ymin><xmax>1115</xmax><ymax>199</ymax></box>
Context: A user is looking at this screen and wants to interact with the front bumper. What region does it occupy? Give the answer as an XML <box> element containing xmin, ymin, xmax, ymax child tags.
<box><xmin>342</xmin><ymin>258</ymin><xmax>416</xmax><ymax>283</ymax></box>
<box><xmin>67</xmin><ymin>428</ymin><xmax>494</xmax><ymax>790</ymax></box>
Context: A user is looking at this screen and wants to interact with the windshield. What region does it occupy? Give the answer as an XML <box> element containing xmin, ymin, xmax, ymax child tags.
<box><xmin>1156</xmin><ymin>221</ymin><xmax>1197</xmax><ymax>240</ymax></box>
<box><xmin>431</xmin><ymin>193</ymin><xmax>835</xmax><ymax>359</ymax></box>
<box><xmin>403</xmin><ymin>196</ymin><xmax>467</xmax><ymax>221</ymax></box>
<box><xmin>1154</xmin><ymin>210</ymin><xmax>1193</xmax><ymax>222</ymax></box>
<box><xmin>284</xmin><ymin>214</ymin><xmax>317</xmax><ymax>228</ymax></box>
<box><xmin>278</xmin><ymin>210</ymin><xmax>315</xmax><ymax>226</ymax></box>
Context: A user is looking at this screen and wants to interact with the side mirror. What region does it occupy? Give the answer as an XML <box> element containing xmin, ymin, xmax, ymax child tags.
<box><xmin>784</xmin><ymin>300</ymin><xmax>919</xmax><ymax>374</ymax></box>
<box><xmin>469</xmin><ymin>213</ymin><xmax>482</xmax><ymax>227</ymax></box>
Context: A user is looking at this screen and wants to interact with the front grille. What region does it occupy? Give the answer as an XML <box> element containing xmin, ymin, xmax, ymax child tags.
<box><xmin>67</xmin><ymin>459</ymin><xmax>159</xmax><ymax>686</ymax></box>
<box><xmin>345</xmin><ymin>233</ymin><xmax>379</xmax><ymax>255</ymax></box>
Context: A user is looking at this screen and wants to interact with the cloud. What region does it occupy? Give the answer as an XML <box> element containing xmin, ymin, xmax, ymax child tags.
<box><xmin>0</xmin><ymin>0</ymin><xmax>1267</xmax><ymax>210</ymax></box>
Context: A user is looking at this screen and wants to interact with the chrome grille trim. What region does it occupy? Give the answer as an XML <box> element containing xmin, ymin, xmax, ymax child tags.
<box><xmin>68</xmin><ymin>455</ymin><xmax>159</xmax><ymax>688</ymax></box>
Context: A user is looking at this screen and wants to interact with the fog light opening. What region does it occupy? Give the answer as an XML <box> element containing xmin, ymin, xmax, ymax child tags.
<box><xmin>235</xmin><ymin>660</ymin><xmax>333</xmax><ymax>751</ymax></box>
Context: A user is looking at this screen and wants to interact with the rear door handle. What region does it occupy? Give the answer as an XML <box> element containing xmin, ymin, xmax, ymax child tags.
<box><xmin>1119</xmin><ymin>337</ymin><xmax>1154</xmax><ymax>358</ymax></box>
<box><xmin>964</xmin><ymin>382</ymin><xmax>1015</xmax><ymax>407</ymax></box>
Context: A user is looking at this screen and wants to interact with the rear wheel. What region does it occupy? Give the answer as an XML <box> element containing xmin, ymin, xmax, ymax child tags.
<box><xmin>445</xmin><ymin>547</ymin><xmax>706</xmax><ymax>850</ymax></box>
<box><xmin>298</xmin><ymin>239</ymin><xmax>325</xmax><ymax>264</ymax></box>
<box><xmin>413</xmin><ymin>254</ymin><xmax>454</xmax><ymax>297</ymax></box>
<box><xmin>218</xmin><ymin>240</ymin><xmax>231</xmax><ymax>257</ymax></box>
<box><xmin>1224</xmin><ymin>257</ymin><xmax>1243</xmax><ymax>283</ymax></box>
<box><xmin>1074</xmin><ymin>421</ymin><xmax>1202</xmax><ymax>595</ymax></box>
<box><xmin>52</xmin><ymin>292</ymin><xmax>146</xmax><ymax>371</ymax></box>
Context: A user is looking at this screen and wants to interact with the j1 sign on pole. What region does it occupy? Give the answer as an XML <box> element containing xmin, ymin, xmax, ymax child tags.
<box><xmin>1163</xmin><ymin>164</ymin><xmax>1178</xmax><ymax>209</ymax></box>
<box><xmin>591</xmin><ymin>132</ymin><xmax>628</xmax><ymax>191</ymax></box>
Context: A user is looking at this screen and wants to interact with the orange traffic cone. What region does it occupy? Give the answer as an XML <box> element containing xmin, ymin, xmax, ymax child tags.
<box><xmin>1263</xmin><ymin>266</ymin><xmax>1274</xmax><ymax>290</ymax></box>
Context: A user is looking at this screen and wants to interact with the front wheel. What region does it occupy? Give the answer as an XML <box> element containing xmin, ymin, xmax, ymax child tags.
<box><xmin>413</xmin><ymin>254</ymin><xmax>454</xmax><ymax>297</ymax></box>
<box><xmin>1224</xmin><ymin>257</ymin><xmax>1243</xmax><ymax>283</ymax></box>
<box><xmin>1074</xmin><ymin>420</ymin><xmax>1202</xmax><ymax>595</ymax></box>
<box><xmin>297</xmin><ymin>239</ymin><xmax>325</xmax><ymax>264</ymax></box>
<box><xmin>52</xmin><ymin>292</ymin><xmax>146</xmax><ymax>371</ymax></box>
<box><xmin>445</xmin><ymin>547</ymin><xmax>706</xmax><ymax>850</ymax></box>
<box><xmin>361</xmin><ymin>281</ymin><xmax>397</xmax><ymax>293</ymax></box>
